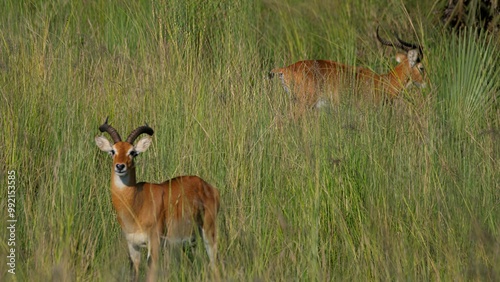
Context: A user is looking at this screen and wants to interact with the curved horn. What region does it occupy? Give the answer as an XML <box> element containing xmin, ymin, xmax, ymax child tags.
<box><xmin>377</xmin><ymin>27</ymin><xmax>423</xmax><ymax>58</ymax></box>
<box><xmin>395</xmin><ymin>34</ymin><xmax>423</xmax><ymax>59</ymax></box>
<box><xmin>126</xmin><ymin>123</ymin><xmax>154</xmax><ymax>144</ymax></box>
<box><xmin>395</xmin><ymin>34</ymin><xmax>419</xmax><ymax>51</ymax></box>
<box><xmin>99</xmin><ymin>117</ymin><xmax>122</xmax><ymax>143</ymax></box>
<box><xmin>376</xmin><ymin>26</ymin><xmax>405</xmax><ymax>50</ymax></box>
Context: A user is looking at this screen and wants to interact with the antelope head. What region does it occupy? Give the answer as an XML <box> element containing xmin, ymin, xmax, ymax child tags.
<box><xmin>95</xmin><ymin>117</ymin><xmax>154</xmax><ymax>180</ymax></box>
<box><xmin>376</xmin><ymin>27</ymin><xmax>426</xmax><ymax>89</ymax></box>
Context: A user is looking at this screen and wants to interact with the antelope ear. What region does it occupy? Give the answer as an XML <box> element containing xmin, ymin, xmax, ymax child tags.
<box><xmin>95</xmin><ymin>136</ymin><xmax>113</xmax><ymax>152</ymax></box>
<box><xmin>395</xmin><ymin>53</ymin><xmax>407</xmax><ymax>63</ymax></box>
<box><xmin>407</xmin><ymin>49</ymin><xmax>419</xmax><ymax>67</ymax></box>
<box><xmin>134</xmin><ymin>136</ymin><xmax>152</xmax><ymax>154</ymax></box>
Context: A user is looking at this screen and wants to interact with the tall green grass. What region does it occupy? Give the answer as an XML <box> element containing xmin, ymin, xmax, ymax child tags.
<box><xmin>1</xmin><ymin>0</ymin><xmax>499</xmax><ymax>281</ymax></box>
<box><xmin>434</xmin><ymin>27</ymin><xmax>499</xmax><ymax>131</ymax></box>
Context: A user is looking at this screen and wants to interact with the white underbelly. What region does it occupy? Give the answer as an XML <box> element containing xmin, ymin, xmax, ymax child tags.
<box><xmin>125</xmin><ymin>232</ymin><xmax>149</xmax><ymax>247</ymax></box>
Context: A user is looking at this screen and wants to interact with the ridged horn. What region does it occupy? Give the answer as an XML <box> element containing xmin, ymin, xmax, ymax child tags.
<box><xmin>376</xmin><ymin>26</ymin><xmax>422</xmax><ymax>57</ymax></box>
<box><xmin>376</xmin><ymin>26</ymin><xmax>405</xmax><ymax>50</ymax></box>
<box><xmin>395</xmin><ymin>33</ymin><xmax>423</xmax><ymax>59</ymax></box>
<box><xmin>99</xmin><ymin>117</ymin><xmax>122</xmax><ymax>143</ymax></box>
<box><xmin>126</xmin><ymin>123</ymin><xmax>154</xmax><ymax>144</ymax></box>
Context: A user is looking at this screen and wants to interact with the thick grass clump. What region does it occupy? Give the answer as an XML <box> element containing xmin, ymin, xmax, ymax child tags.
<box><xmin>1</xmin><ymin>0</ymin><xmax>499</xmax><ymax>281</ymax></box>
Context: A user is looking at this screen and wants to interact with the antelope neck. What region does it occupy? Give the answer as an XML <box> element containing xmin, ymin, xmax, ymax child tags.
<box><xmin>112</xmin><ymin>167</ymin><xmax>137</xmax><ymax>190</ymax></box>
<box><xmin>383</xmin><ymin>64</ymin><xmax>409</xmax><ymax>96</ymax></box>
<box><xmin>110</xmin><ymin>168</ymin><xmax>140</xmax><ymax>233</ymax></box>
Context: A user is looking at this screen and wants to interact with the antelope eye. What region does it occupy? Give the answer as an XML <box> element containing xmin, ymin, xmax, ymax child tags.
<box><xmin>129</xmin><ymin>150</ymin><xmax>138</xmax><ymax>157</ymax></box>
<box><xmin>109</xmin><ymin>149</ymin><xmax>116</xmax><ymax>156</ymax></box>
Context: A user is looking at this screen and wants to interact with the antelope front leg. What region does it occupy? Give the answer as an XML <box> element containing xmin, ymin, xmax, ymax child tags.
<box><xmin>146</xmin><ymin>232</ymin><xmax>160</xmax><ymax>282</ymax></box>
<box><xmin>201</xmin><ymin>213</ymin><xmax>218</xmax><ymax>273</ymax></box>
<box><xmin>128</xmin><ymin>243</ymin><xmax>141</xmax><ymax>282</ymax></box>
<box><xmin>200</xmin><ymin>224</ymin><xmax>217</xmax><ymax>266</ymax></box>
<box><xmin>202</xmin><ymin>227</ymin><xmax>220</xmax><ymax>280</ymax></box>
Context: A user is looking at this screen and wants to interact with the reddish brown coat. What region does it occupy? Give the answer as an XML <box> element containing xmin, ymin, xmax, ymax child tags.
<box><xmin>270</xmin><ymin>52</ymin><xmax>425</xmax><ymax>108</ymax></box>
<box><xmin>96</xmin><ymin>125</ymin><xmax>219</xmax><ymax>282</ymax></box>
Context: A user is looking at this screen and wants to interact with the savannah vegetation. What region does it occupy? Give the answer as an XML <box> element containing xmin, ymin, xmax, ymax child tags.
<box><xmin>1</xmin><ymin>0</ymin><xmax>499</xmax><ymax>281</ymax></box>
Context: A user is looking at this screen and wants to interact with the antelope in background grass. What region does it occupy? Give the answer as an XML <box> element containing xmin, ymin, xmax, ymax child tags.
<box><xmin>95</xmin><ymin>118</ymin><xmax>220</xmax><ymax>282</ymax></box>
<box><xmin>269</xmin><ymin>27</ymin><xmax>426</xmax><ymax>114</ymax></box>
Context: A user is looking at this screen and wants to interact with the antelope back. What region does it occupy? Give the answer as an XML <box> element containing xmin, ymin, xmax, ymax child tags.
<box><xmin>270</xmin><ymin>60</ymin><xmax>349</xmax><ymax>105</ymax></box>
